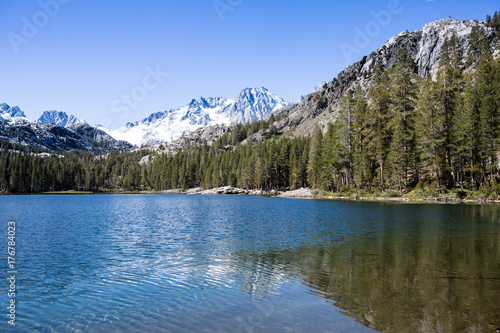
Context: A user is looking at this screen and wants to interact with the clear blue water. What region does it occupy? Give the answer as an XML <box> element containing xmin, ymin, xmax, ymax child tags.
<box><xmin>0</xmin><ymin>195</ymin><xmax>499</xmax><ymax>332</ymax></box>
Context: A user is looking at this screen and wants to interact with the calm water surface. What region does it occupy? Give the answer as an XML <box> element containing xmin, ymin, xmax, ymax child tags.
<box><xmin>0</xmin><ymin>195</ymin><xmax>499</xmax><ymax>332</ymax></box>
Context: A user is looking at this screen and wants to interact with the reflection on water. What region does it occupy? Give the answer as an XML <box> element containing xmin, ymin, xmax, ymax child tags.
<box><xmin>0</xmin><ymin>195</ymin><xmax>499</xmax><ymax>332</ymax></box>
<box><xmin>265</xmin><ymin>229</ymin><xmax>500</xmax><ymax>332</ymax></box>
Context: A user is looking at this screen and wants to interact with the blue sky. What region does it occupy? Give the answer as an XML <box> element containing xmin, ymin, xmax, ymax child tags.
<box><xmin>0</xmin><ymin>0</ymin><xmax>498</xmax><ymax>128</ymax></box>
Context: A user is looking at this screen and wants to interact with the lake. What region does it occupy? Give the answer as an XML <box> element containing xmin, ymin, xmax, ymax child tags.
<box><xmin>0</xmin><ymin>195</ymin><xmax>499</xmax><ymax>332</ymax></box>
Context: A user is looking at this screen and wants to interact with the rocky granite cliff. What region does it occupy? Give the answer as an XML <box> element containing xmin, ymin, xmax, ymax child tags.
<box><xmin>273</xmin><ymin>18</ymin><xmax>498</xmax><ymax>137</ymax></box>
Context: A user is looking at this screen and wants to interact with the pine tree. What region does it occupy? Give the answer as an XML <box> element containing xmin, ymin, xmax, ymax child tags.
<box><xmin>386</xmin><ymin>49</ymin><xmax>419</xmax><ymax>192</ymax></box>
<box><xmin>335</xmin><ymin>90</ymin><xmax>356</xmax><ymax>188</ymax></box>
<box><xmin>320</xmin><ymin>122</ymin><xmax>336</xmax><ymax>191</ymax></box>
<box><xmin>416</xmin><ymin>77</ymin><xmax>445</xmax><ymax>190</ymax></box>
<box><xmin>277</xmin><ymin>140</ymin><xmax>290</xmax><ymax>189</ymax></box>
<box><xmin>466</xmin><ymin>26</ymin><xmax>488</xmax><ymax>68</ymax></box>
<box><xmin>352</xmin><ymin>85</ymin><xmax>371</xmax><ymax>188</ymax></box>
<box><xmin>307</xmin><ymin>126</ymin><xmax>323</xmax><ymax>188</ymax></box>
<box><xmin>453</xmin><ymin>74</ymin><xmax>480</xmax><ymax>188</ymax></box>
<box><xmin>476</xmin><ymin>45</ymin><xmax>499</xmax><ymax>186</ymax></box>
<box><xmin>436</xmin><ymin>33</ymin><xmax>463</xmax><ymax>188</ymax></box>
<box><xmin>366</xmin><ymin>64</ymin><xmax>392</xmax><ymax>188</ymax></box>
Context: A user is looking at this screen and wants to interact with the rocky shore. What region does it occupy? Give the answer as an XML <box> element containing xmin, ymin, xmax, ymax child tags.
<box><xmin>162</xmin><ymin>186</ymin><xmax>313</xmax><ymax>198</ymax></box>
<box><xmin>161</xmin><ymin>187</ymin><xmax>500</xmax><ymax>204</ymax></box>
<box><xmin>277</xmin><ymin>188</ymin><xmax>313</xmax><ymax>198</ymax></box>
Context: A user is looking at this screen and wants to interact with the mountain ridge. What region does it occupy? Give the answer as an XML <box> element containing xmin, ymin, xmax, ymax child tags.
<box><xmin>0</xmin><ymin>106</ymin><xmax>133</xmax><ymax>152</ymax></box>
<box><xmin>1</xmin><ymin>17</ymin><xmax>498</xmax><ymax>153</ymax></box>
<box><xmin>159</xmin><ymin>17</ymin><xmax>499</xmax><ymax>154</ymax></box>
<box><xmin>269</xmin><ymin>17</ymin><xmax>499</xmax><ymax>138</ymax></box>
<box><xmin>104</xmin><ymin>87</ymin><xmax>288</xmax><ymax>146</ymax></box>
<box><xmin>37</xmin><ymin>110</ymin><xmax>87</xmax><ymax>127</ymax></box>
<box><xmin>0</xmin><ymin>87</ymin><xmax>288</xmax><ymax>151</ymax></box>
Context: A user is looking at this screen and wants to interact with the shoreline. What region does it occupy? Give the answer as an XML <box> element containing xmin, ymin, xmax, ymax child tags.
<box><xmin>1</xmin><ymin>187</ymin><xmax>499</xmax><ymax>204</ymax></box>
<box><xmin>163</xmin><ymin>186</ymin><xmax>500</xmax><ymax>204</ymax></box>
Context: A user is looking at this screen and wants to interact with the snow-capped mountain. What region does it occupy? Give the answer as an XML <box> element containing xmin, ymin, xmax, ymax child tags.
<box><xmin>1</xmin><ymin>103</ymin><xmax>25</xmax><ymax>118</ymax></box>
<box><xmin>0</xmin><ymin>104</ymin><xmax>132</xmax><ymax>151</ymax></box>
<box><xmin>226</xmin><ymin>87</ymin><xmax>288</xmax><ymax>124</ymax></box>
<box><xmin>0</xmin><ymin>103</ymin><xmax>29</xmax><ymax>124</ymax></box>
<box><xmin>37</xmin><ymin>110</ymin><xmax>86</xmax><ymax>127</ymax></box>
<box><xmin>106</xmin><ymin>87</ymin><xmax>288</xmax><ymax>146</ymax></box>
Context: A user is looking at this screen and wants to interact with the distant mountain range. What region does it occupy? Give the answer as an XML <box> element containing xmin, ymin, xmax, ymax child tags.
<box><xmin>0</xmin><ymin>104</ymin><xmax>132</xmax><ymax>151</ymax></box>
<box><xmin>104</xmin><ymin>87</ymin><xmax>288</xmax><ymax>146</ymax></box>
<box><xmin>0</xmin><ymin>87</ymin><xmax>288</xmax><ymax>150</ymax></box>
<box><xmin>1</xmin><ymin>17</ymin><xmax>498</xmax><ymax>153</ymax></box>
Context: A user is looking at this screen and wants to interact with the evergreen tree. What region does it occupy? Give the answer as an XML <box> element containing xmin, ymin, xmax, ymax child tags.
<box><xmin>386</xmin><ymin>49</ymin><xmax>419</xmax><ymax>192</ymax></box>
<box><xmin>320</xmin><ymin>122</ymin><xmax>336</xmax><ymax>191</ymax></box>
<box><xmin>466</xmin><ymin>26</ymin><xmax>488</xmax><ymax>67</ymax></box>
<box><xmin>335</xmin><ymin>90</ymin><xmax>356</xmax><ymax>187</ymax></box>
<box><xmin>437</xmin><ymin>33</ymin><xmax>464</xmax><ymax>187</ymax></box>
<box><xmin>366</xmin><ymin>64</ymin><xmax>392</xmax><ymax>188</ymax></box>
<box><xmin>352</xmin><ymin>85</ymin><xmax>371</xmax><ymax>188</ymax></box>
<box><xmin>307</xmin><ymin>126</ymin><xmax>322</xmax><ymax>188</ymax></box>
<box><xmin>416</xmin><ymin>77</ymin><xmax>445</xmax><ymax>190</ymax></box>
<box><xmin>476</xmin><ymin>45</ymin><xmax>499</xmax><ymax>186</ymax></box>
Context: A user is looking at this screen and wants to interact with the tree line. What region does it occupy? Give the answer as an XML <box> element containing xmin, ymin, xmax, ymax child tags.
<box><xmin>0</xmin><ymin>143</ymin><xmax>148</xmax><ymax>193</ymax></box>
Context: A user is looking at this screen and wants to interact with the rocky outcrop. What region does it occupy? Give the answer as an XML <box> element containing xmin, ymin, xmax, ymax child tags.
<box><xmin>266</xmin><ymin>103</ymin><xmax>299</xmax><ymax>118</ymax></box>
<box><xmin>146</xmin><ymin>124</ymin><xmax>233</xmax><ymax>155</ymax></box>
<box><xmin>163</xmin><ymin>186</ymin><xmax>314</xmax><ymax>198</ymax></box>
<box><xmin>183</xmin><ymin>186</ymin><xmax>267</xmax><ymax>196</ymax></box>
<box><xmin>415</xmin><ymin>18</ymin><xmax>489</xmax><ymax>79</ymax></box>
<box><xmin>198</xmin><ymin>186</ymin><xmax>251</xmax><ymax>195</ymax></box>
<box><xmin>278</xmin><ymin>188</ymin><xmax>313</xmax><ymax>198</ymax></box>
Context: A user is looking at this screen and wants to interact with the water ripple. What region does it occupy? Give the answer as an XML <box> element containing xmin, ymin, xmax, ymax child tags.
<box><xmin>3</xmin><ymin>195</ymin><xmax>495</xmax><ymax>332</ymax></box>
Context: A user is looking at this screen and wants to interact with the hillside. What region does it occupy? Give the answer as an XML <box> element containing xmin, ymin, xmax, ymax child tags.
<box><xmin>271</xmin><ymin>18</ymin><xmax>499</xmax><ymax>138</ymax></box>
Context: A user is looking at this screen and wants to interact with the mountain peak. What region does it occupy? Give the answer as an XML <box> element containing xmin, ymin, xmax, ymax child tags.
<box><xmin>238</xmin><ymin>87</ymin><xmax>270</xmax><ymax>96</ymax></box>
<box><xmin>37</xmin><ymin>110</ymin><xmax>86</xmax><ymax>127</ymax></box>
<box><xmin>230</xmin><ymin>87</ymin><xmax>288</xmax><ymax>123</ymax></box>
<box><xmin>105</xmin><ymin>87</ymin><xmax>288</xmax><ymax>146</ymax></box>
<box><xmin>423</xmin><ymin>17</ymin><xmax>479</xmax><ymax>30</ymax></box>
<box><xmin>0</xmin><ymin>103</ymin><xmax>26</xmax><ymax>118</ymax></box>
